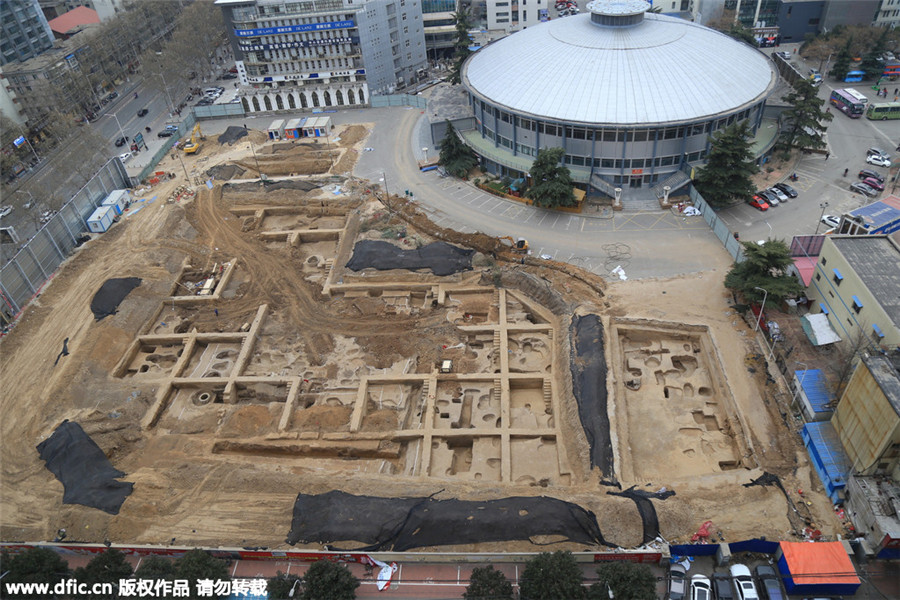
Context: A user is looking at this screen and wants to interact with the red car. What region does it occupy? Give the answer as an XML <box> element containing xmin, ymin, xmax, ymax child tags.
<box><xmin>863</xmin><ymin>177</ymin><xmax>885</xmax><ymax>191</ymax></box>
<box><xmin>748</xmin><ymin>195</ymin><xmax>770</xmax><ymax>211</ymax></box>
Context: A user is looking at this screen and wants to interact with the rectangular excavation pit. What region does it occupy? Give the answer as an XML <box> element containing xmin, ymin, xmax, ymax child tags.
<box><xmin>122</xmin><ymin>341</ymin><xmax>184</xmax><ymax>378</ymax></box>
<box><xmin>259</xmin><ymin>214</ymin><xmax>347</xmax><ymax>232</ymax></box>
<box><xmin>610</xmin><ymin>320</ymin><xmax>750</xmax><ymax>482</ymax></box>
<box><xmin>506</xmin><ymin>294</ymin><xmax>545</xmax><ymax>325</ymax></box>
<box><xmin>507</xmin><ymin>332</ymin><xmax>552</xmax><ymax>374</ymax></box>
<box><xmin>429</xmin><ymin>435</ymin><xmax>502</xmax><ymax>482</ymax></box>
<box><xmin>291</xmin><ymin>395</ymin><xmax>354</xmax><ymax>434</ymax></box>
<box><xmin>444</xmin><ymin>291</ymin><xmax>498</xmax><ymax>324</ymax></box>
<box><xmin>510</xmin><ymin>378</ymin><xmax>553</xmax><ymax>429</ymax></box>
<box><xmin>432</xmin><ymin>381</ymin><xmax>499</xmax><ymax>430</ymax></box>
<box><xmin>361</xmin><ymin>382</ymin><xmax>422</xmax><ymax>432</ymax></box>
<box><xmin>182</xmin><ymin>341</ymin><xmax>243</xmax><ymax>379</ymax></box>
<box><xmin>157</xmin><ymin>383</ymin><xmax>229</xmax><ymax>434</ymax></box>
<box><xmin>509</xmin><ymin>435</ymin><xmax>569</xmax><ymax>487</ymax></box>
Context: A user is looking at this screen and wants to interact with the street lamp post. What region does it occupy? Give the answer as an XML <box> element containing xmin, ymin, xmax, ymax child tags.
<box><xmin>104</xmin><ymin>109</ymin><xmax>129</xmax><ymax>147</ymax></box>
<box><xmin>814</xmin><ymin>201</ymin><xmax>829</xmax><ymax>234</ymax></box>
<box><xmin>753</xmin><ymin>286</ymin><xmax>769</xmax><ymax>333</ymax></box>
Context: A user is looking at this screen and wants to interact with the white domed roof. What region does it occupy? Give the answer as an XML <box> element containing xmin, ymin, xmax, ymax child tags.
<box><xmin>462</xmin><ymin>12</ymin><xmax>777</xmax><ymax>125</ymax></box>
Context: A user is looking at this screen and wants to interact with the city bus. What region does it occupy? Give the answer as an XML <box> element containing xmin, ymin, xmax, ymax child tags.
<box><xmin>830</xmin><ymin>88</ymin><xmax>868</xmax><ymax>118</ymax></box>
<box><xmin>866</xmin><ymin>102</ymin><xmax>900</xmax><ymax>120</ymax></box>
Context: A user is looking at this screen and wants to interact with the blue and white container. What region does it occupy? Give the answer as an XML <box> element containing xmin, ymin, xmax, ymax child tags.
<box><xmin>87</xmin><ymin>205</ymin><xmax>116</xmax><ymax>233</ymax></box>
<box><xmin>102</xmin><ymin>189</ymin><xmax>129</xmax><ymax>215</ymax></box>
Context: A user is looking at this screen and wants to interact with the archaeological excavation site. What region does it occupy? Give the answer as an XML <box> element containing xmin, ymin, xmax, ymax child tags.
<box><xmin>0</xmin><ymin>123</ymin><xmax>839</xmax><ymax>553</ymax></box>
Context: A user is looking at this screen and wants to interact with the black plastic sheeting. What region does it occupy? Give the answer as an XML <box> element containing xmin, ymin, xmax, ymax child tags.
<box><xmin>36</xmin><ymin>420</ymin><xmax>133</xmax><ymax>515</ymax></box>
<box><xmin>286</xmin><ymin>491</ymin><xmax>611</xmax><ymax>551</ymax></box>
<box><xmin>90</xmin><ymin>277</ymin><xmax>141</xmax><ymax>321</ymax></box>
<box><xmin>570</xmin><ymin>314</ymin><xmax>614</xmax><ymax>477</ymax></box>
<box><xmin>346</xmin><ymin>240</ymin><xmax>474</xmax><ymax>277</ymax></box>
<box><xmin>607</xmin><ymin>485</ymin><xmax>675</xmax><ymax>544</ymax></box>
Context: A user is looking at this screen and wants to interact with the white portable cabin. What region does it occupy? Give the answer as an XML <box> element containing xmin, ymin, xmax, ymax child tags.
<box><xmin>267</xmin><ymin>119</ymin><xmax>286</xmax><ymax>140</ymax></box>
<box><xmin>284</xmin><ymin>118</ymin><xmax>304</xmax><ymax>139</ymax></box>
<box><xmin>102</xmin><ymin>189</ymin><xmax>129</xmax><ymax>215</ymax></box>
<box><xmin>87</xmin><ymin>205</ymin><xmax>116</xmax><ymax>233</ymax></box>
<box><xmin>302</xmin><ymin>116</ymin><xmax>332</xmax><ymax>138</ymax></box>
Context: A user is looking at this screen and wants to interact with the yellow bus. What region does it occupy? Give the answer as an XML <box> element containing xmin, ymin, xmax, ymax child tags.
<box><xmin>866</xmin><ymin>101</ymin><xmax>900</xmax><ymax>120</ymax></box>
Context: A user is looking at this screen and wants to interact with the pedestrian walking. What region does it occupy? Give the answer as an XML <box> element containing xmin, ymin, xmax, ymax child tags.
<box><xmin>214</xmin><ymin>308</ymin><xmax>219</xmax><ymax>318</ymax></box>
<box><xmin>843</xmin><ymin>168</ymin><xmax>849</xmax><ymax>176</ymax></box>
<box><xmin>894</xmin><ymin>88</ymin><xmax>898</xmax><ymax>95</ymax></box>
<box><xmin>825</xmin><ymin>152</ymin><xmax>830</xmax><ymax>160</ymax></box>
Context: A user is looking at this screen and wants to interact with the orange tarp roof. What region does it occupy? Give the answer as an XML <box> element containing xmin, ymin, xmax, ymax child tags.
<box><xmin>48</xmin><ymin>7</ymin><xmax>100</xmax><ymax>34</ymax></box>
<box><xmin>780</xmin><ymin>541</ymin><xmax>860</xmax><ymax>585</ymax></box>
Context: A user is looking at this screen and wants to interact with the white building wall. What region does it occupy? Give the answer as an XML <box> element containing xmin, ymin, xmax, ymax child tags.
<box><xmin>0</xmin><ymin>67</ymin><xmax>26</xmax><ymax>125</ymax></box>
<box><xmin>486</xmin><ymin>0</ymin><xmax>549</xmax><ymax>33</ymax></box>
<box><xmin>875</xmin><ymin>0</ymin><xmax>900</xmax><ymax>28</ymax></box>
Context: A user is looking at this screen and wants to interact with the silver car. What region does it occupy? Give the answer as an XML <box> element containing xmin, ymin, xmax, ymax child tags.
<box><xmin>669</xmin><ymin>563</ymin><xmax>687</xmax><ymax>600</ymax></box>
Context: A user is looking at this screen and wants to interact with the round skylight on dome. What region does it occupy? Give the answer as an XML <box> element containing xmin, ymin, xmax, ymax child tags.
<box><xmin>587</xmin><ymin>0</ymin><xmax>651</xmax><ymax>16</ymax></box>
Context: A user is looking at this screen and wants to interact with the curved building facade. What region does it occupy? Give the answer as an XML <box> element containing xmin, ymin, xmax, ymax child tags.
<box><xmin>460</xmin><ymin>0</ymin><xmax>778</xmax><ymax>190</ymax></box>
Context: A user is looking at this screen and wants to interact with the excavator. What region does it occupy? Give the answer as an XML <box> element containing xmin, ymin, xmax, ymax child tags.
<box><xmin>498</xmin><ymin>236</ymin><xmax>528</xmax><ymax>254</ymax></box>
<box><xmin>183</xmin><ymin>123</ymin><xmax>204</xmax><ymax>154</ymax></box>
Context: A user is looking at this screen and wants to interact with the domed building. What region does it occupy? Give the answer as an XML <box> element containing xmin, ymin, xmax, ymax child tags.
<box><xmin>459</xmin><ymin>0</ymin><xmax>778</xmax><ymax>197</ymax></box>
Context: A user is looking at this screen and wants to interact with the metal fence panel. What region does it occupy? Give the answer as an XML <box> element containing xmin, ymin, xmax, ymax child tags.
<box><xmin>194</xmin><ymin>103</ymin><xmax>245</xmax><ymax>119</ymax></box>
<box><xmin>370</xmin><ymin>94</ymin><xmax>427</xmax><ymax>109</ymax></box>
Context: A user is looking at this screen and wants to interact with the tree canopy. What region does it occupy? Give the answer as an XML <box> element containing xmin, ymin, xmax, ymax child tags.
<box><xmin>588</xmin><ymin>562</ymin><xmax>656</xmax><ymax>600</ymax></box>
<box><xmin>300</xmin><ymin>560</ymin><xmax>360</xmax><ymax>600</ymax></box>
<box><xmin>724</xmin><ymin>239</ymin><xmax>804</xmax><ymax>307</ymax></box>
<box><xmin>134</xmin><ymin>556</ymin><xmax>177</xmax><ymax>582</ymax></box>
<box><xmin>73</xmin><ymin>549</ymin><xmax>134</xmax><ymax>599</ymax></box>
<box><xmin>693</xmin><ymin>121</ymin><xmax>759</xmax><ymax>207</ymax></box>
<box><xmin>519</xmin><ymin>551</ymin><xmax>585</xmax><ymax>600</ymax></box>
<box><xmin>449</xmin><ymin>8</ymin><xmax>473</xmax><ymax>85</ymax></box>
<box><xmin>779</xmin><ymin>78</ymin><xmax>833</xmax><ymax>152</ymax></box>
<box><xmin>174</xmin><ymin>549</ymin><xmax>229</xmax><ymax>600</ymax></box>
<box><xmin>439</xmin><ymin>120</ymin><xmax>478</xmax><ymax>177</ymax></box>
<box><xmin>0</xmin><ymin>548</ymin><xmax>70</xmax><ymax>600</ymax></box>
<box><xmin>267</xmin><ymin>571</ymin><xmax>302</xmax><ymax>600</ymax></box>
<box><xmin>829</xmin><ymin>38</ymin><xmax>853</xmax><ymax>82</ymax></box>
<box><xmin>525</xmin><ymin>148</ymin><xmax>576</xmax><ymax>208</ymax></box>
<box><xmin>464</xmin><ymin>565</ymin><xmax>514</xmax><ymax>600</ymax></box>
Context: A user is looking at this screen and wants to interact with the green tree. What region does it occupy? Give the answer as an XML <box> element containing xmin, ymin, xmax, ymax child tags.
<box><xmin>779</xmin><ymin>78</ymin><xmax>833</xmax><ymax>152</ymax></box>
<box><xmin>464</xmin><ymin>565</ymin><xmax>514</xmax><ymax>600</ymax></box>
<box><xmin>449</xmin><ymin>8</ymin><xmax>473</xmax><ymax>85</ymax></box>
<box><xmin>829</xmin><ymin>38</ymin><xmax>853</xmax><ymax>81</ymax></box>
<box><xmin>174</xmin><ymin>549</ymin><xmax>229</xmax><ymax>600</ymax></box>
<box><xmin>0</xmin><ymin>548</ymin><xmax>70</xmax><ymax>599</ymax></box>
<box><xmin>588</xmin><ymin>562</ymin><xmax>656</xmax><ymax>600</ymax></box>
<box><xmin>726</xmin><ymin>22</ymin><xmax>757</xmax><ymax>46</ymax></box>
<box><xmin>861</xmin><ymin>28</ymin><xmax>889</xmax><ymax>80</ymax></box>
<box><xmin>267</xmin><ymin>571</ymin><xmax>302</xmax><ymax>600</ymax></box>
<box><xmin>300</xmin><ymin>560</ymin><xmax>359</xmax><ymax>600</ymax></box>
<box><xmin>525</xmin><ymin>147</ymin><xmax>576</xmax><ymax>208</ymax></box>
<box><xmin>439</xmin><ymin>120</ymin><xmax>478</xmax><ymax>178</ymax></box>
<box><xmin>134</xmin><ymin>556</ymin><xmax>177</xmax><ymax>582</ymax></box>
<box><xmin>73</xmin><ymin>549</ymin><xmax>134</xmax><ymax>599</ymax></box>
<box><xmin>724</xmin><ymin>239</ymin><xmax>804</xmax><ymax>307</ymax></box>
<box><xmin>519</xmin><ymin>551</ymin><xmax>585</xmax><ymax>600</ymax></box>
<box><xmin>693</xmin><ymin>121</ymin><xmax>758</xmax><ymax>207</ymax></box>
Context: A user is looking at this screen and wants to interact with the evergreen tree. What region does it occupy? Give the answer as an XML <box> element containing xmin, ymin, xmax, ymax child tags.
<box><xmin>464</xmin><ymin>565</ymin><xmax>514</xmax><ymax>600</ymax></box>
<box><xmin>829</xmin><ymin>38</ymin><xmax>853</xmax><ymax>81</ymax></box>
<box><xmin>300</xmin><ymin>560</ymin><xmax>359</xmax><ymax>600</ymax></box>
<box><xmin>174</xmin><ymin>549</ymin><xmax>229</xmax><ymax>600</ymax></box>
<box><xmin>724</xmin><ymin>238</ymin><xmax>804</xmax><ymax>307</ymax></box>
<box><xmin>267</xmin><ymin>571</ymin><xmax>302</xmax><ymax>600</ymax></box>
<box><xmin>439</xmin><ymin>120</ymin><xmax>479</xmax><ymax>177</ymax></box>
<box><xmin>0</xmin><ymin>548</ymin><xmax>70</xmax><ymax>600</ymax></box>
<box><xmin>73</xmin><ymin>549</ymin><xmax>133</xmax><ymax>599</ymax></box>
<box><xmin>449</xmin><ymin>8</ymin><xmax>473</xmax><ymax>85</ymax></box>
<box><xmin>525</xmin><ymin>148</ymin><xmax>576</xmax><ymax>208</ymax></box>
<box><xmin>693</xmin><ymin>121</ymin><xmax>759</xmax><ymax>207</ymax></box>
<box><xmin>779</xmin><ymin>78</ymin><xmax>833</xmax><ymax>151</ymax></box>
<box><xmin>588</xmin><ymin>562</ymin><xmax>656</xmax><ymax>600</ymax></box>
<box><xmin>727</xmin><ymin>22</ymin><xmax>757</xmax><ymax>46</ymax></box>
<box><xmin>134</xmin><ymin>556</ymin><xmax>177</xmax><ymax>582</ymax></box>
<box><xmin>519</xmin><ymin>551</ymin><xmax>585</xmax><ymax>600</ymax></box>
<box><xmin>861</xmin><ymin>28</ymin><xmax>890</xmax><ymax>80</ymax></box>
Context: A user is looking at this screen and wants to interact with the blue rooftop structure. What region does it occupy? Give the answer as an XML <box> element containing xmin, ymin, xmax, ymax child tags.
<box><xmin>794</xmin><ymin>369</ymin><xmax>834</xmax><ymax>422</ymax></box>
<box><xmin>802</xmin><ymin>422</ymin><xmax>852</xmax><ymax>504</ymax></box>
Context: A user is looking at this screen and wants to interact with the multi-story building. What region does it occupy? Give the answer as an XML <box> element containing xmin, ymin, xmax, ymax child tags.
<box><xmin>875</xmin><ymin>0</ymin><xmax>900</xmax><ymax>28</ymax></box>
<box><xmin>485</xmin><ymin>0</ymin><xmax>549</xmax><ymax>33</ymax></box>
<box><xmin>1</xmin><ymin>0</ymin><xmax>55</xmax><ymax>66</ymax></box>
<box><xmin>39</xmin><ymin>0</ymin><xmax>126</xmax><ymax>22</ymax></box>
<box><xmin>653</xmin><ymin>0</ymin><xmax>699</xmax><ymax>21</ymax></box>
<box><xmin>422</xmin><ymin>0</ymin><xmax>457</xmax><ymax>59</ymax></box>
<box><xmin>216</xmin><ymin>0</ymin><xmax>427</xmax><ymax>115</ymax></box>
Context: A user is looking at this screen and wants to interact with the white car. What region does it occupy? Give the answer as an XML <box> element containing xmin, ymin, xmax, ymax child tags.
<box><xmin>118</xmin><ymin>152</ymin><xmax>133</xmax><ymax>164</ymax></box>
<box><xmin>866</xmin><ymin>154</ymin><xmax>891</xmax><ymax>168</ymax></box>
<box><xmin>821</xmin><ymin>214</ymin><xmax>840</xmax><ymax>229</ymax></box>
<box><xmin>768</xmin><ymin>187</ymin><xmax>789</xmax><ymax>202</ymax></box>
<box><xmin>730</xmin><ymin>564</ymin><xmax>760</xmax><ymax>600</ymax></box>
<box><xmin>0</xmin><ymin>205</ymin><xmax>12</xmax><ymax>218</ymax></box>
<box><xmin>691</xmin><ymin>574</ymin><xmax>712</xmax><ymax>600</ymax></box>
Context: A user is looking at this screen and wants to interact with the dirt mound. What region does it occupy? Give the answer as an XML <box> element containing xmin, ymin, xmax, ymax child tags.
<box><xmin>207</xmin><ymin>164</ymin><xmax>246</xmax><ymax>180</ymax></box>
<box><xmin>337</xmin><ymin>125</ymin><xmax>368</xmax><ymax>147</ymax></box>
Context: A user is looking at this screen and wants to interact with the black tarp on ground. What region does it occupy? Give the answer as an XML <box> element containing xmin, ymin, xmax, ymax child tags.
<box><xmin>89</xmin><ymin>277</ymin><xmax>141</xmax><ymax>321</ymax></box>
<box><xmin>570</xmin><ymin>314</ymin><xmax>614</xmax><ymax>477</ymax></box>
<box><xmin>607</xmin><ymin>485</ymin><xmax>675</xmax><ymax>544</ymax></box>
<box><xmin>286</xmin><ymin>491</ymin><xmax>611</xmax><ymax>551</ymax></box>
<box><xmin>346</xmin><ymin>240</ymin><xmax>474</xmax><ymax>277</ymax></box>
<box><xmin>36</xmin><ymin>420</ymin><xmax>133</xmax><ymax>515</ymax></box>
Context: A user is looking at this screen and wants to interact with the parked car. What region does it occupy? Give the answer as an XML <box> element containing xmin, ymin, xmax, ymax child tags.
<box><xmin>774</xmin><ymin>51</ymin><xmax>791</xmax><ymax>60</ymax></box>
<box><xmin>774</xmin><ymin>182</ymin><xmax>798</xmax><ymax>198</ymax></box>
<box><xmin>157</xmin><ymin>129</ymin><xmax>175</xmax><ymax>138</ymax></box>
<box><xmin>821</xmin><ymin>214</ymin><xmax>840</xmax><ymax>229</ymax></box>
<box><xmin>749</xmin><ymin>196</ymin><xmax>770</xmax><ymax>211</ymax></box>
<box><xmin>850</xmin><ymin>181</ymin><xmax>879</xmax><ymax>197</ymax></box>
<box><xmin>768</xmin><ymin>187</ymin><xmax>789</xmax><ymax>202</ymax></box>
<box><xmin>867</xmin><ymin>147</ymin><xmax>890</xmax><ymax>159</ymax></box>
<box><xmin>862</xmin><ymin>176</ymin><xmax>885</xmax><ymax>191</ymax></box>
<box><xmin>137</xmin><ymin>108</ymin><xmax>149</xmax><ymax>117</ymax></box>
<box><xmin>0</xmin><ymin>205</ymin><xmax>13</xmax><ymax>218</ymax></box>
<box><xmin>114</xmin><ymin>136</ymin><xmax>127</xmax><ymax>147</ymax></box>
<box><xmin>713</xmin><ymin>573</ymin><xmax>735</xmax><ymax>600</ymax></box>
<box><xmin>858</xmin><ymin>169</ymin><xmax>885</xmax><ymax>183</ymax></box>
<box><xmin>691</xmin><ymin>574</ymin><xmax>712</xmax><ymax>600</ymax></box>
<box><xmin>197</xmin><ymin>98</ymin><xmax>214</xmax><ymax>106</ymax></box>
<box><xmin>755</xmin><ymin>565</ymin><xmax>785</xmax><ymax>600</ymax></box>
<box><xmin>730</xmin><ymin>564</ymin><xmax>760</xmax><ymax>600</ymax></box>
<box><xmin>118</xmin><ymin>152</ymin><xmax>133</xmax><ymax>164</ymax></box>
<box><xmin>669</xmin><ymin>563</ymin><xmax>687</xmax><ymax>600</ymax></box>
<box><xmin>757</xmin><ymin>189</ymin><xmax>779</xmax><ymax>206</ymax></box>
<box><xmin>866</xmin><ymin>154</ymin><xmax>891</xmax><ymax>167</ymax></box>
<box><xmin>223</xmin><ymin>73</ymin><xmax>238</xmax><ymax>80</ymax></box>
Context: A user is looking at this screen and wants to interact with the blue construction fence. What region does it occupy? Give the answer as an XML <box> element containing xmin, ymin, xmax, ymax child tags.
<box><xmin>670</xmin><ymin>538</ymin><xmax>780</xmax><ymax>557</ymax></box>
